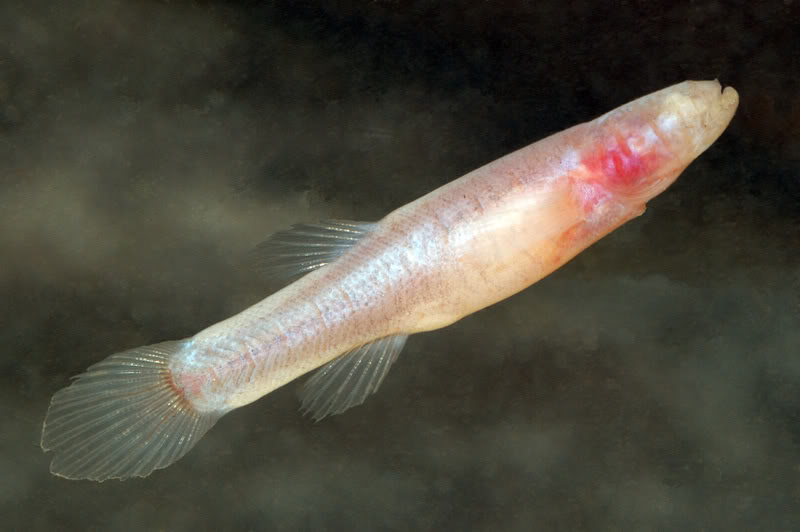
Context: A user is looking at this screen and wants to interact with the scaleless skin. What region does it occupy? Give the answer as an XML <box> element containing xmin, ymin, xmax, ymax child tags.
<box><xmin>42</xmin><ymin>80</ymin><xmax>739</xmax><ymax>481</ymax></box>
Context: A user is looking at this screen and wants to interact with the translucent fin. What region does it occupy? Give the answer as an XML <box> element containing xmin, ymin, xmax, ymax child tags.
<box><xmin>41</xmin><ymin>340</ymin><xmax>221</xmax><ymax>481</ymax></box>
<box><xmin>299</xmin><ymin>334</ymin><xmax>409</xmax><ymax>421</ymax></box>
<box><xmin>249</xmin><ymin>220</ymin><xmax>376</xmax><ymax>282</ymax></box>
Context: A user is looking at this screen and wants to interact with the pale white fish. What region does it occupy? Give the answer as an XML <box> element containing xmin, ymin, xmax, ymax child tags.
<box><xmin>41</xmin><ymin>80</ymin><xmax>739</xmax><ymax>481</ymax></box>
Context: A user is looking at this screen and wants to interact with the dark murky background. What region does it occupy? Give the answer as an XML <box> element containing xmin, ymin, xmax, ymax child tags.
<box><xmin>2</xmin><ymin>0</ymin><xmax>799</xmax><ymax>530</ymax></box>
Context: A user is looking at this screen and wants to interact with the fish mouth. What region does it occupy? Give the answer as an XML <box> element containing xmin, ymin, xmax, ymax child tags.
<box><xmin>661</xmin><ymin>80</ymin><xmax>739</xmax><ymax>158</ymax></box>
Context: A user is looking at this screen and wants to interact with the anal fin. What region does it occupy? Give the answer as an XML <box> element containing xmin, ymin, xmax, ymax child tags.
<box><xmin>299</xmin><ymin>334</ymin><xmax>409</xmax><ymax>421</ymax></box>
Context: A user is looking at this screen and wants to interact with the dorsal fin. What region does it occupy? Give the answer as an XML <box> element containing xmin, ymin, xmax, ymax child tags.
<box><xmin>299</xmin><ymin>334</ymin><xmax>409</xmax><ymax>421</ymax></box>
<box><xmin>249</xmin><ymin>220</ymin><xmax>375</xmax><ymax>282</ymax></box>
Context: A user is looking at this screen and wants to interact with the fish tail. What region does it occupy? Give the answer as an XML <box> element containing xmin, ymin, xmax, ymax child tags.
<box><xmin>41</xmin><ymin>339</ymin><xmax>220</xmax><ymax>481</ymax></box>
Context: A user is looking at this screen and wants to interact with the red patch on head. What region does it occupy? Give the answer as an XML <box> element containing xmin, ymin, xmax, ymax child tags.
<box><xmin>582</xmin><ymin>132</ymin><xmax>661</xmax><ymax>188</ymax></box>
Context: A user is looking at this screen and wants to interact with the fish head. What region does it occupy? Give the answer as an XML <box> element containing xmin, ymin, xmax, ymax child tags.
<box><xmin>577</xmin><ymin>80</ymin><xmax>739</xmax><ymax>209</ymax></box>
<box><xmin>653</xmin><ymin>80</ymin><xmax>739</xmax><ymax>161</ymax></box>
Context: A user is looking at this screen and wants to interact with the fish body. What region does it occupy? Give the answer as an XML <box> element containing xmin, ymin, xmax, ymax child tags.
<box><xmin>41</xmin><ymin>80</ymin><xmax>738</xmax><ymax>480</ymax></box>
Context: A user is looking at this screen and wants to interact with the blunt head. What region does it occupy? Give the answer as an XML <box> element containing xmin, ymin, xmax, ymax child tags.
<box><xmin>584</xmin><ymin>80</ymin><xmax>739</xmax><ymax>207</ymax></box>
<box><xmin>652</xmin><ymin>80</ymin><xmax>739</xmax><ymax>161</ymax></box>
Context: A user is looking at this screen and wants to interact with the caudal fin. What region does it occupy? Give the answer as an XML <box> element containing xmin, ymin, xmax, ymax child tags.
<box><xmin>41</xmin><ymin>340</ymin><xmax>220</xmax><ymax>481</ymax></box>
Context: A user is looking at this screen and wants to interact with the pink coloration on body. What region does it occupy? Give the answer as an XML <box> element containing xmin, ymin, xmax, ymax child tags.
<box><xmin>41</xmin><ymin>80</ymin><xmax>739</xmax><ymax>481</ymax></box>
<box><xmin>583</xmin><ymin>132</ymin><xmax>663</xmax><ymax>188</ymax></box>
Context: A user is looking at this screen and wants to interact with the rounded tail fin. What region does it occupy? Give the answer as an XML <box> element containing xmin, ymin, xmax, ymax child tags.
<box><xmin>41</xmin><ymin>340</ymin><xmax>220</xmax><ymax>481</ymax></box>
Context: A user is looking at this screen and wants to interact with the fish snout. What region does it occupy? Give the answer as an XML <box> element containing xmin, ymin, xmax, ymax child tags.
<box><xmin>657</xmin><ymin>80</ymin><xmax>739</xmax><ymax>159</ymax></box>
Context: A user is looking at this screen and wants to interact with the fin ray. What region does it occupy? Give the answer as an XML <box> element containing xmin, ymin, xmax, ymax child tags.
<box><xmin>299</xmin><ymin>334</ymin><xmax>408</xmax><ymax>421</ymax></box>
<box><xmin>41</xmin><ymin>340</ymin><xmax>221</xmax><ymax>481</ymax></box>
<box><xmin>249</xmin><ymin>220</ymin><xmax>375</xmax><ymax>282</ymax></box>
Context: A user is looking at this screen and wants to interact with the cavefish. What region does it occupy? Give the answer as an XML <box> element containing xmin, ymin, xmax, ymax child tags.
<box><xmin>41</xmin><ymin>80</ymin><xmax>739</xmax><ymax>481</ymax></box>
